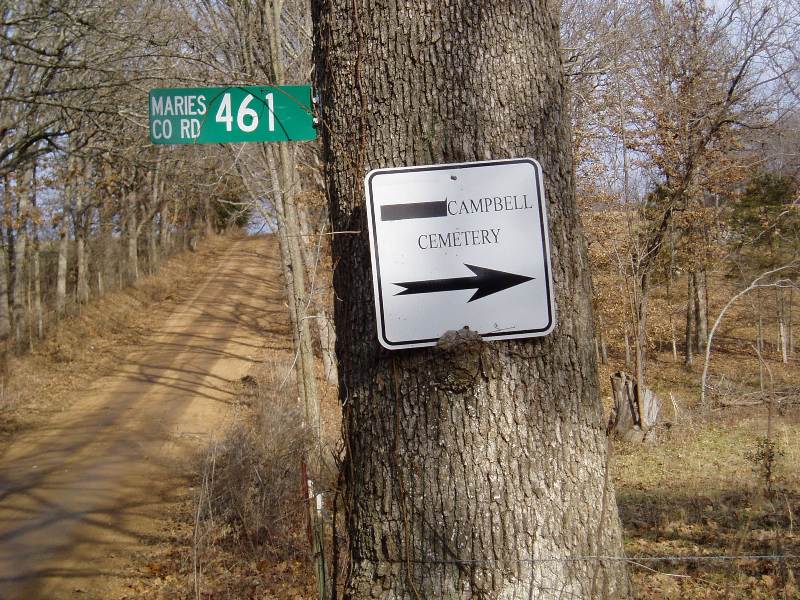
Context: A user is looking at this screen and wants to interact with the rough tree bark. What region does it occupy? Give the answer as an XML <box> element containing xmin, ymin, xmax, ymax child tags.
<box><xmin>75</xmin><ymin>172</ymin><xmax>90</xmax><ymax>306</ymax></box>
<box><xmin>685</xmin><ymin>272</ymin><xmax>696</xmax><ymax>367</ymax></box>
<box><xmin>11</xmin><ymin>172</ymin><xmax>30</xmax><ymax>350</ymax></box>
<box><xmin>126</xmin><ymin>188</ymin><xmax>139</xmax><ymax>285</ymax></box>
<box><xmin>313</xmin><ymin>1</ymin><xmax>629</xmax><ymax>598</ymax></box>
<box><xmin>0</xmin><ymin>241</ymin><xmax>9</xmax><ymax>340</ymax></box>
<box><xmin>693</xmin><ymin>270</ymin><xmax>707</xmax><ymax>352</ymax></box>
<box><xmin>55</xmin><ymin>196</ymin><xmax>69</xmax><ymax>317</ymax></box>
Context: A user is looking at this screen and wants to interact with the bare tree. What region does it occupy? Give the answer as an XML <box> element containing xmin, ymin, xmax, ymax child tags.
<box><xmin>565</xmin><ymin>0</ymin><xmax>800</xmax><ymax>397</ymax></box>
<box><xmin>701</xmin><ymin>262</ymin><xmax>798</xmax><ymax>405</ymax></box>
<box><xmin>0</xmin><ymin>0</ymin><xmax>244</xmax><ymax>353</ymax></box>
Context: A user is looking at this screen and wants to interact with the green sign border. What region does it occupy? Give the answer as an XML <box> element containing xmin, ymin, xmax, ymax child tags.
<box><xmin>148</xmin><ymin>85</ymin><xmax>317</xmax><ymax>145</ymax></box>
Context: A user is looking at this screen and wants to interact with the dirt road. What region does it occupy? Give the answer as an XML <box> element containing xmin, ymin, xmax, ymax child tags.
<box><xmin>0</xmin><ymin>236</ymin><xmax>283</xmax><ymax>599</ymax></box>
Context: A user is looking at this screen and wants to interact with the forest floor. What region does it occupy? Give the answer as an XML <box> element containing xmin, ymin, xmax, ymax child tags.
<box><xmin>609</xmin><ymin>353</ymin><xmax>800</xmax><ymax>600</ymax></box>
<box><xmin>133</xmin><ymin>277</ymin><xmax>799</xmax><ymax>599</ymax></box>
<box><xmin>0</xmin><ymin>234</ymin><xmax>285</xmax><ymax>599</ymax></box>
<box><xmin>132</xmin><ymin>372</ymin><xmax>799</xmax><ymax>600</ymax></box>
<box><xmin>0</xmin><ymin>234</ymin><xmax>797</xmax><ymax>599</ymax></box>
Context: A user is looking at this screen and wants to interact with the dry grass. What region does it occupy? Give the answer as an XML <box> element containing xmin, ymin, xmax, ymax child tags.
<box><xmin>188</xmin><ymin>350</ymin><xmax>315</xmax><ymax>599</ymax></box>
<box><xmin>554</xmin><ymin>212</ymin><xmax>800</xmax><ymax>598</ymax></box>
<box><xmin>135</xmin><ymin>347</ymin><xmax>341</xmax><ymax>600</ymax></box>
<box><xmin>613</xmin><ymin>407</ymin><xmax>799</xmax><ymax>599</ymax></box>
<box><xmin>598</xmin><ymin>270</ymin><xmax>800</xmax><ymax>598</ymax></box>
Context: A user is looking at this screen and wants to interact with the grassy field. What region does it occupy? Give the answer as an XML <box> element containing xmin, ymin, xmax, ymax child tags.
<box><xmin>602</xmin><ymin>270</ymin><xmax>799</xmax><ymax>598</ymax></box>
<box><xmin>614</xmin><ymin>403</ymin><xmax>798</xmax><ymax>599</ymax></box>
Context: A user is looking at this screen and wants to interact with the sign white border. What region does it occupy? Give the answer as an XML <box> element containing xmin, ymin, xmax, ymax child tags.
<box><xmin>364</xmin><ymin>158</ymin><xmax>556</xmax><ymax>350</ymax></box>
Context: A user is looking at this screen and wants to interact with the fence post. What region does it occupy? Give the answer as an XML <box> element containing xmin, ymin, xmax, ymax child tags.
<box><xmin>303</xmin><ymin>470</ymin><xmax>328</xmax><ymax>600</ymax></box>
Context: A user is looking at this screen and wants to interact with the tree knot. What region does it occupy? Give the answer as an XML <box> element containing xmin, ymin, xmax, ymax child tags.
<box><xmin>431</xmin><ymin>327</ymin><xmax>485</xmax><ymax>393</ymax></box>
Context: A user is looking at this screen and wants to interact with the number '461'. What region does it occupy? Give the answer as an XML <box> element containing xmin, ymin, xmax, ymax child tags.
<box><xmin>215</xmin><ymin>93</ymin><xmax>274</xmax><ymax>133</ymax></box>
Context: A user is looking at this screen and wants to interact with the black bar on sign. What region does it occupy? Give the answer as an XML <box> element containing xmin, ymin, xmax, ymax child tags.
<box><xmin>381</xmin><ymin>200</ymin><xmax>447</xmax><ymax>221</ymax></box>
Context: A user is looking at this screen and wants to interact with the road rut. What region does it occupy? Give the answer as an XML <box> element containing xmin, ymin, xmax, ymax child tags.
<box><xmin>0</xmin><ymin>236</ymin><xmax>283</xmax><ymax>599</ymax></box>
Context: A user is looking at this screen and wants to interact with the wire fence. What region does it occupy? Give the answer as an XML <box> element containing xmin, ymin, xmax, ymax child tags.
<box><xmin>360</xmin><ymin>553</ymin><xmax>800</xmax><ymax>565</ymax></box>
<box><xmin>334</xmin><ymin>552</ymin><xmax>800</xmax><ymax>600</ymax></box>
<box><xmin>311</xmin><ymin>495</ymin><xmax>800</xmax><ymax>597</ymax></box>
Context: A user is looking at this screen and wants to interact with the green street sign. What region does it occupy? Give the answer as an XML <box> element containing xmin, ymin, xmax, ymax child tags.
<box><xmin>148</xmin><ymin>85</ymin><xmax>317</xmax><ymax>145</ymax></box>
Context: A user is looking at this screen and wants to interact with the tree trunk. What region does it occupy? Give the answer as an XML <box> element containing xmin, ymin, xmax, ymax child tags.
<box><xmin>31</xmin><ymin>193</ymin><xmax>43</xmax><ymax>339</ymax></box>
<box><xmin>56</xmin><ymin>198</ymin><xmax>69</xmax><ymax>317</ymax></box>
<box><xmin>146</xmin><ymin>166</ymin><xmax>159</xmax><ymax>274</ymax></box>
<box><xmin>126</xmin><ymin>189</ymin><xmax>139</xmax><ymax>285</ymax></box>
<box><xmin>159</xmin><ymin>199</ymin><xmax>171</xmax><ymax>258</ymax></box>
<box><xmin>12</xmin><ymin>175</ymin><xmax>30</xmax><ymax>351</ymax></box>
<box><xmin>171</xmin><ymin>197</ymin><xmax>181</xmax><ymax>251</ymax></box>
<box><xmin>667</xmin><ymin>239</ymin><xmax>677</xmax><ymax>361</ymax></box>
<box><xmin>608</xmin><ymin>371</ymin><xmax>661</xmax><ymax>442</ymax></box>
<box><xmin>298</xmin><ymin>200</ymin><xmax>339</xmax><ymax>386</ymax></box>
<box><xmin>776</xmin><ymin>288</ymin><xmax>788</xmax><ymax>363</ymax></box>
<box><xmin>312</xmin><ymin>2</ymin><xmax>630</xmax><ymax>598</ymax></box>
<box><xmin>259</xmin><ymin>0</ymin><xmax>322</xmax><ymax>471</ymax></box>
<box><xmin>757</xmin><ymin>291</ymin><xmax>764</xmax><ymax>388</ymax></box>
<box><xmin>147</xmin><ymin>215</ymin><xmax>158</xmax><ymax>275</ymax></box>
<box><xmin>685</xmin><ymin>272</ymin><xmax>695</xmax><ymax>367</ymax></box>
<box><xmin>788</xmin><ymin>286</ymin><xmax>794</xmax><ymax>357</ymax></box>
<box><xmin>317</xmin><ymin>308</ymin><xmax>337</xmax><ymax>385</ymax></box>
<box><xmin>25</xmin><ymin>241</ymin><xmax>33</xmax><ymax>351</ymax></box>
<box><xmin>0</xmin><ymin>234</ymin><xmax>9</xmax><ymax>375</ymax></box>
<box><xmin>266</xmin><ymin>143</ymin><xmax>321</xmax><ymax>473</ymax></box>
<box><xmin>97</xmin><ymin>205</ymin><xmax>113</xmax><ymax>297</ymax></box>
<box><xmin>0</xmin><ymin>239</ymin><xmax>10</xmax><ymax>341</ymax></box>
<box><xmin>634</xmin><ymin>273</ymin><xmax>649</xmax><ymax>428</ymax></box>
<box><xmin>75</xmin><ymin>188</ymin><xmax>89</xmax><ymax>305</ymax></box>
<box><xmin>275</xmin><ymin>199</ymin><xmax>321</xmax><ymax>444</ymax></box>
<box><xmin>151</xmin><ymin>152</ymin><xmax>164</xmax><ymax>271</ymax></box>
<box><xmin>693</xmin><ymin>270</ymin><xmax>707</xmax><ymax>352</ymax></box>
<box><xmin>31</xmin><ymin>268</ymin><xmax>43</xmax><ymax>340</ymax></box>
<box><xmin>203</xmin><ymin>195</ymin><xmax>213</xmax><ymax>236</ymax></box>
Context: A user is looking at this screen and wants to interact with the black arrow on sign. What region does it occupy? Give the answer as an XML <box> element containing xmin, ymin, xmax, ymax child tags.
<box><xmin>394</xmin><ymin>264</ymin><xmax>534</xmax><ymax>302</ymax></box>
